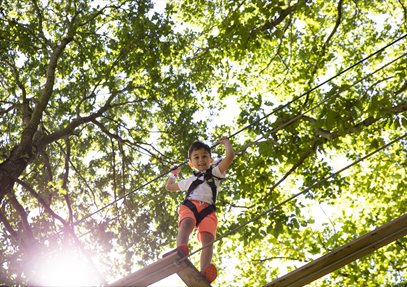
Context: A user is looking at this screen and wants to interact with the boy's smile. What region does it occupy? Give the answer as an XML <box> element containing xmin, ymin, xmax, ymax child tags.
<box><xmin>189</xmin><ymin>148</ymin><xmax>213</xmax><ymax>172</ymax></box>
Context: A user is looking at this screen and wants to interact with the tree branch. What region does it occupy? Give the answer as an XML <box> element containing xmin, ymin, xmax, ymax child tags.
<box><xmin>259</xmin><ymin>17</ymin><xmax>293</xmax><ymax>75</ymax></box>
<box><xmin>91</xmin><ymin>119</ymin><xmax>171</xmax><ymax>165</ymax></box>
<box><xmin>303</xmin><ymin>101</ymin><xmax>407</xmax><ymax>140</ymax></box>
<box><xmin>261</xmin><ymin>0</ymin><xmax>305</xmax><ymax>32</ymax></box>
<box><xmin>262</xmin><ymin>138</ymin><xmax>322</xmax><ymax>204</ymax></box>
<box><xmin>78</xmin><ymin>3</ymin><xmax>126</xmax><ymax>28</ymax></box>
<box><xmin>398</xmin><ymin>0</ymin><xmax>407</xmax><ymax>23</ymax></box>
<box><xmin>110</xmin><ymin>138</ymin><xmax>118</xmax><ymax>204</ymax></box>
<box><xmin>0</xmin><ymin>100</ymin><xmax>15</xmax><ymax>116</ymax></box>
<box><xmin>62</xmin><ymin>137</ymin><xmax>74</xmax><ymax>225</ymax></box>
<box><xmin>30</xmin><ymin>0</ymin><xmax>54</xmax><ymax>49</ymax></box>
<box><xmin>7</xmin><ymin>193</ymin><xmax>35</xmax><ymax>246</ymax></box>
<box><xmin>53</xmin><ymin>140</ymin><xmax>99</xmax><ymax>210</ymax></box>
<box><xmin>324</xmin><ymin>0</ymin><xmax>343</xmax><ymax>50</ymax></box>
<box><xmin>22</xmin><ymin>34</ymin><xmax>74</xmax><ymax>147</ymax></box>
<box><xmin>0</xmin><ymin>25</ymin><xmax>77</xmax><ymax>201</ymax></box>
<box><xmin>39</xmin><ymin>150</ymin><xmax>53</xmax><ymax>181</ymax></box>
<box><xmin>0</xmin><ymin>209</ymin><xmax>19</xmax><ymax>242</ymax></box>
<box><xmin>14</xmin><ymin>178</ymin><xmax>67</xmax><ymax>226</ymax></box>
<box><xmin>304</xmin><ymin>0</ymin><xmax>343</xmax><ymax>106</ymax></box>
<box><xmin>2</xmin><ymin>57</ymin><xmax>31</xmax><ymax>125</ymax></box>
<box><xmin>37</xmin><ymin>83</ymin><xmax>137</xmax><ymax>150</ymax></box>
<box><xmin>395</xmin><ymin>80</ymin><xmax>407</xmax><ymax>95</ymax></box>
<box><xmin>36</xmin><ymin>105</ymin><xmax>108</xmax><ymax>150</ymax></box>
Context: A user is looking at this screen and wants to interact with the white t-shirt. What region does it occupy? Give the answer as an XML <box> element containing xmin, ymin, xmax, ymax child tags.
<box><xmin>177</xmin><ymin>165</ymin><xmax>225</xmax><ymax>205</ymax></box>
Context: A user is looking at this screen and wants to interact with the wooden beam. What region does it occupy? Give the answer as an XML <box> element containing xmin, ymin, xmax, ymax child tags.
<box><xmin>263</xmin><ymin>212</ymin><xmax>407</xmax><ymax>287</ymax></box>
<box><xmin>107</xmin><ymin>251</ymin><xmax>184</xmax><ymax>287</ymax></box>
<box><xmin>107</xmin><ymin>250</ymin><xmax>211</xmax><ymax>287</ymax></box>
<box><xmin>177</xmin><ymin>258</ymin><xmax>212</xmax><ymax>287</ymax></box>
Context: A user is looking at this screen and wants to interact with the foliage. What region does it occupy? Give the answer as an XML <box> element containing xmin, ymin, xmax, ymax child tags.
<box><xmin>0</xmin><ymin>0</ymin><xmax>406</xmax><ymax>286</ymax></box>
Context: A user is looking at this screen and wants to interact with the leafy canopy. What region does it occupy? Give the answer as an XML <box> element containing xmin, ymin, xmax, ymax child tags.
<box><xmin>0</xmin><ymin>0</ymin><xmax>406</xmax><ymax>286</ymax></box>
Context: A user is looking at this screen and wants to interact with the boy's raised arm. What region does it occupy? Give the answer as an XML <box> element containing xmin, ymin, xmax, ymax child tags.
<box><xmin>217</xmin><ymin>137</ymin><xmax>234</xmax><ymax>174</ymax></box>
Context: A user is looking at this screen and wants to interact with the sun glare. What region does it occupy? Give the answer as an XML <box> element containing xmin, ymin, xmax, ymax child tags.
<box><xmin>33</xmin><ymin>247</ymin><xmax>101</xmax><ymax>286</ymax></box>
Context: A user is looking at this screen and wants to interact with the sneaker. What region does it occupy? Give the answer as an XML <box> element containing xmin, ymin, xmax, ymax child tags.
<box><xmin>201</xmin><ymin>263</ymin><xmax>217</xmax><ymax>283</ymax></box>
<box><xmin>162</xmin><ymin>244</ymin><xmax>189</xmax><ymax>258</ymax></box>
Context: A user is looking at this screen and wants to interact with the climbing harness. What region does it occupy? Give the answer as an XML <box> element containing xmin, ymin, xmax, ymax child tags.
<box><xmin>182</xmin><ymin>168</ymin><xmax>223</xmax><ymax>226</ymax></box>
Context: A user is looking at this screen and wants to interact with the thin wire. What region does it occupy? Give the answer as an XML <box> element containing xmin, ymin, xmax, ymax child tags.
<box><xmin>225</xmin><ymin>33</ymin><xmax>407</xmax><ymax>141</ymax></box>
<box><xmin>99</xmin><ymin>36</ymin><xmax>406</xmax><ymax>285</ymax></box>
<box><xmin>120</xmin><ymin>133</ymin><xmax>407</xmax><ymax>285</ymax></box>
<box><xmin>76</xmin><ymin>52</ymin><xmax>407</xmax><ymax>285</ymax></box>
<box><xmin>105</xmin><ymin>53</ymin><xmax>407</xmax><ymax>286</ymax></box>
<box><xmin>73</xmin><ymin>166</ymin><xmax>187</xmax><ymax>226</ymax></box>
<box><xmin>188</xmin><ymin>133</ymin><xmax>407</xmax><ymax>257</ymax></box>
<box><xmin>72</xmin><ymin>36</ymin><xmax>406</xmax><ymax>227</ymax></box>
<box><xmin>254</xmin><ymin>53</ymin><xmax>406</xmax><ymax>139</ymax></box>
<box><xmin>225</xmin><ymin>51</ymin><xmax>407</xmax><ymax>240</ymax></box>
<box><xmin>104</xmin><ymin>52</ymin><xmax>407</xmax><ymax>285</ymax></box>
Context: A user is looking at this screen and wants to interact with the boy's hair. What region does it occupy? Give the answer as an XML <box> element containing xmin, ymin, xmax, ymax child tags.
<box><xmin>188</xmin><ymin>141</ymin><xmax>211</xmax><ymax>159</ymax></box>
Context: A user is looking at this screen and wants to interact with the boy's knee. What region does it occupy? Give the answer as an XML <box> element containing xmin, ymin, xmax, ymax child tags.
<box><xmin>180</xmin><ymin>217</ymin><xmax>195</xmax><ymax>230</ymax></box>
<box><xmin>200</xmin><ymin>231</ymin><xmax>214</xmax><ymax>244</ymax></box>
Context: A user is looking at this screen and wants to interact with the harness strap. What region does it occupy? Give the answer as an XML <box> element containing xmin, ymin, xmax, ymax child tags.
<box><xmin>185</xmin><ymin>179</ymin><xmax>205</xmax><ymax>200</ymax></box>
<box><xmin>184</xmin><ymin>168</ymin><xmax>219</xmax><ymax>205</ymax></box>
<box><xmin>182</xmin><ymin>168</ymin><xmax>221</xmax><ymax>226</ymax></box>
<box><xmin>182</xmin><ymin>200</ymin><xmax>215</xmax><ymax>227</ymax></box>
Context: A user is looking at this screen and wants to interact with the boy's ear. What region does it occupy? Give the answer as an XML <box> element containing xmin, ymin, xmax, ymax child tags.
<box><xmin>188</xmin><ymin>160</ymin><xmax>194</xmax><ymax>168</ymax></box>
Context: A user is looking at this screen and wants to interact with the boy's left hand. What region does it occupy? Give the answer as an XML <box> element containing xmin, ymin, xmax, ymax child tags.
<box><xmin>218</xmin><ymin>136</ymin><xmax>231</xmax><ymax>145</ymax></box>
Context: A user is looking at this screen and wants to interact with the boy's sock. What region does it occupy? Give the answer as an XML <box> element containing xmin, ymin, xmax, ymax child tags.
<box><xmin>201</xmin><ymin>263</ymin><xmax>217</xmax><ymax>283</ymax></box>
<box><xmin>162</xmin><ymin>243</ymin><xmax>189</xmax><ymax>257</ymax></box>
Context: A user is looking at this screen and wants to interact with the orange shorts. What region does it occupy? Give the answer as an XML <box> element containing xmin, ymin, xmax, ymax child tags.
<box><xmin>178</xmin><ymin>200</ymin><xmax>217</xmax><ymax>241</ymax></box>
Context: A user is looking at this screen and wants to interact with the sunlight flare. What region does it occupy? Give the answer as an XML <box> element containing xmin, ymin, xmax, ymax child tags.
<box><xmin>32</xmin><ymin>247</ymin><xmax>100</xmax><ymax>286</ymax></box>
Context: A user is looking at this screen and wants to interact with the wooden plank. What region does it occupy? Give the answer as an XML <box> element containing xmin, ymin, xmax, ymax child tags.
<box><xmin>177</xmin><ymin>259</ymin><xmax>212</xmax><ymax>287</ymax></box>
<box><xmin>108</xmin><ymin>251</ymin><xmax>186</xmax><ymax>287</ymax></box>
<box><xmin>107</xmin><ymin>250</ymin><xmax>212</xmax><ymax>287</ymax></box>
<box><xmin>264</xmin><ymin>212</ymin><xmax>407</xmax><ymax>287</ymax></box>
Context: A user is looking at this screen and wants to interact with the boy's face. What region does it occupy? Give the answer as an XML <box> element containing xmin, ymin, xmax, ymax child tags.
<box><xmin>189</xmin><ymin>148</ymin><xmax>213</xmax><ymax>172</ymax></box>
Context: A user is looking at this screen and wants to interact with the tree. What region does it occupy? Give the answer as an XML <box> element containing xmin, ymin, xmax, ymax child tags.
<box><xmin>0</xmin><ymin>0</ymin><xmax>203</xmax><ymax>283</ymax></box>
<box><xmin>0</xmin><ymin>0</ymin><xmax>406</xmax><ymax>286</ymax></box>
<box><xmin>171</xmin><ymin>1</ymin><xmax>407</xmax><ymax>286</ymax></box>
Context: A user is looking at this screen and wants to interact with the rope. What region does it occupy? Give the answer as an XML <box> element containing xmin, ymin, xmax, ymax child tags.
<box><xmin>80</xmin><ymin>50</ymin><xmax>405</xmax><ymax>247</ymax></box>
<box><xmin>54</xmin><ymin>51</ymin><xmax>407</xmax><ymax>285</ymax></box>
<box><xmin>73</xmin><ymin>169</ymin><xmax>177</xmax><ymax>226</ymax></box>
<box><xmin>223</xmin><ymin>33</ymin><xmax>407</xmax><ymax>142</ymax></box>
<box><xmin>120</xmin><ymin>132</ymin><xmax>407</xmax><ymax>285</ymax></box>
<box><xmin>71</xmin><ymin>34</ymin><xmax>406</xmax><ymax>227</ymax></box>
<box><xmin>188</xmin><ymin>133</ymin><xmax>407</xmax><ymax>257</ymax></box>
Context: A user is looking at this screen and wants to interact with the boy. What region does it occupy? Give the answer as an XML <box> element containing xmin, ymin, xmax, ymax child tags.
<box><xmin>165</xmin><ymin>137</ymin><xmax>234</xmax><ymax>283</ymax></box>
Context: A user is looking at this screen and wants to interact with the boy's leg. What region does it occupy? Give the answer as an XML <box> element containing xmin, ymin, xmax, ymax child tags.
<box><xmin>197</xmin><ymin>210</ymin><xmax>217</xmax><ymax>283</ymax></box>
<box><xmin>176</xmin><ymin>204</ymin><xmax>197</xmax><ymax>254</ymax></box>
<box><xmin>177</xmin><ymin>217</ymin><xmax>194</xmax><ymax>246</ymax></box>
<box><xmin>163</xmin><ymin>217</ymin><xmax>193</xmax><ymax>257</ymax></box>
<box><xmin>199</xmin><ymin>231</ymin><xmax>214</xmax><ymax>270</ymax></box>
<box><xmin>200</xmin><ymin>231</ymin><xmax>217</xmax><ymax>283</ymax></box>
<box><xmin>197</xmin><ymin>210</ymin><xmax>217</xmax><ymax>269</ymax></box>
<box><xmin>163</xmin><ymin>205</ymin><xmax>196</xmax><ymax>258</ymax></box>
